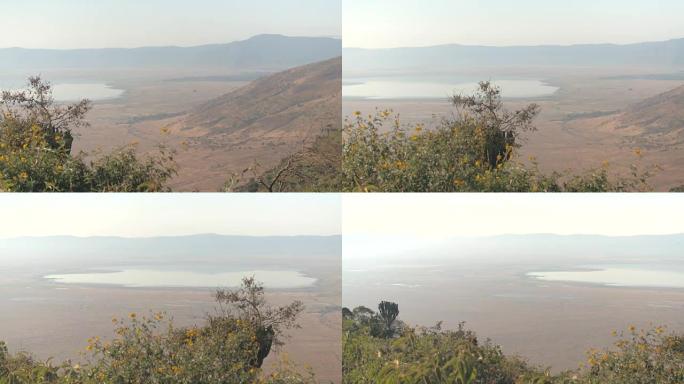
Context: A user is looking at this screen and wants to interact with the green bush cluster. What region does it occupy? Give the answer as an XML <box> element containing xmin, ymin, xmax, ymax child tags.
<box><xmin>0</xmin><ymin>278</ymin><xmax>315</xmax><ymax>384</ymax></box>
<box><xmin>342</xmin><ymin>82</ymin><xmax>656</xmax><ymax>192</ymax></box>
<box><xmin>343</xmin><ymin>302</ymin><xmax>538</xmax><ymax>383</ymax></box>
<box><xmin>0</xmin><ymin>77</ymin><xmax>176</xmax><ymax>192</ymax></box>
<box><xmin>343</xmin><ymin>302</ymin><xmax>684</xmax><ymax>384</ymax></box>
<box><xmin>579</xmin><ymin>326</ymin><xmax>684</xmax><ymax>383</ymax></box>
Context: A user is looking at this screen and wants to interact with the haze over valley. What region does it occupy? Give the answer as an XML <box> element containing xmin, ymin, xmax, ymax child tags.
<box><xmin>1</xmin><ymin>235</ymin><xmax>342</xmax><ymax>381</ymax></box>
<box><xmin>0</xmin><ymin>194</ymin><xmax>343</xmax><ymax>383</ymax></box>
<box><xmin>344</xmin><ymin>233</ymin><xmax>684</xmax><ymax>371</ymax></box>
<box><xmin>343</xmin><ymin>1</ymin><xmax>684</xmax><ymax>191</ymax></box>
<box><xmin>0</xmin><ymin>34</ymin><xmax>341</xmax><ymax>191</ymax></box>
<box><xmin>1</xmin><ymin>0</ymin><xmax>342</xmax><ymax>192</ymax></box>
<box><xmin>343</xmin><ymin>194</ymin><xmax>684</xmax><ymax>373</ymax></box>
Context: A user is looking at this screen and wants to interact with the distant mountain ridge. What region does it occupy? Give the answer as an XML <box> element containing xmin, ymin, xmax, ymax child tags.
<box><xmin>0</xmin><ymin>234</ymin><xmax>342</xmax><ymax>268</ymax></box>
<box><xmin>0</xmin><ymin>34</ymin><xmax>342</xmax><ymax>70</ymax></box>
<box><xmin>344</xmin><ymin>38</ymin><xmax>684</xmax><ymax>72</ymax></box>
<box><xmin>1</xmin><ymin>233</ymin><xmax>342</xmax><ymax>241</ymax></box>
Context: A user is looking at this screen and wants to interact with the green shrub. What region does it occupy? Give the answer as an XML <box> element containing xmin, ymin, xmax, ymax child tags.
<box><xmin>0</xmin><ymin>278</ymin><xmax>314</xmax><ymax>384</ymax></box>
<box><xmin>342</xmin><ymin>82</ymin><xmax>656</xmax><ymax>192</ymax></box>
<box><xmin>88</xmin><ymin>146</ymin><xmax>176</xmax><ymax>192</ymax></box>
<box><xmin>343</xmin><ymin>304</ymin><xmax>538</xmax><ymax>384</ymax></box>
<box><xmin>0</xmin><ymin>76</ymin><xmax>177</xmax><ymax>192</ymax></box>
<box><xmin>574</xmin><ymin>326</ymin><xmax>684</xmax><ymax>384</ymax></box>
<box><xmin>343</xmin><ymin>303</ymin><xmax>684</xmax><ymax>384</ymax></box>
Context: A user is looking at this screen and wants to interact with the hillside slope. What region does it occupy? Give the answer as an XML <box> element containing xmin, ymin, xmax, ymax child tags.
<box><xmin>544</xmin><ymin>83</ymin><xmax>684</xmax><ymax>190</ymax></box>
<box><xmin>166</xmin><ymin>57</ymin><xmax>342</xmax><ymax>191</ymax></box>
<box><xmin>609</xmin><ymin>84</ymin><xmax>684</xmax><ymax>147</ymax></box>
<box><xmin>183</xmin><ymin>57</ymin><xmax>341</xmax><ymax>137</ymax></box>
<box><xmin>618</xmin><ymin>85</ymin><xmax>684</xmax><ymax>134</ymax></box>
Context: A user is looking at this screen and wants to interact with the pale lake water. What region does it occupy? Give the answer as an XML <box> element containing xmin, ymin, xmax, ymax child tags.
<box><xmin>343</xmin><ymin>78</ymin><xmax>558</xmax><ymax>100</ymax></box>
<box><xmin>528</xmin><ymin>264</ymin><xmax>684</xmax><ymax>288</ymax></box>
<box><xmin>343</xmin><ymin>262</ymin><xmax>684</xmax><ymax>313</ymax></box>
<box><xmin>0</xmin><ymin>80</ymin><xmax>123</xmax><ymax>102</ymax></box>
<box><xmin>51</xmin><ymin>83</ymin><xmax>124</xmax><ymax>101</ymax></box>
<box><xmin>45</xmin><ymin>268</ymin><xmax>317</xmax><ymax>289</ymax></box>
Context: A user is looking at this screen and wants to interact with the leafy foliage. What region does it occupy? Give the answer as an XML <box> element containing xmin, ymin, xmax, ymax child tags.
<box><xmin>377</xmin><ymin>301</ymin><xmax>400</xmax><ymax>339</ymax></box>
<box><xmin>343</xmin><ymin>303</ymin><xmax>535</xmax><ymax>384</ymax></box>
<box><xmin>575</xmin><ymin>326</ymin><xmax>684</xmax><ymax>384</ymax></box>
<box><xmin>0</xmin><ymin>77</ymin><xmax>177</xmax><ymax>192</ymax></box>
<box><xmin>214</xmin><ymin>276</ymin><xmax>304</xmax><ymax>367</ymax></box>
<box><xmin>0</xmin><ymin>278</ymin><xmax>314</xmax><ymax>384</ymax></box>
<box><xmin>450</xmin><ymin>81</ymin><xmax>539</xmax><ymax>168</ymax></box>
<box><xmin>343</xmin><ymin>303</ymin><xmax>684</xmax><ymax>384</ymax></box>
<box><xmin>1</xmin><ymin>77</ymin><xmax>89</xmax><ymax>154</ymax></box>
<box><xmin>342</xmin><ymin>82</ymin><xmax>655</xmax><ymax>192</ymax></box>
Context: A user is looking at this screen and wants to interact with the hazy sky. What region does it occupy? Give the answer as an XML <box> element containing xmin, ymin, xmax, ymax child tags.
<box><xmin>0</xmin><ymin>194</ymin><xmax>341</xmax><ymax>238</ymax></box>
<box><xmin>344</xmin><ymin>0</ymin><xmax>684</xmax><ymax>48</ymax></box>
<box><xmin>0</xmin><ymin>0</ymin><xmax>341</xmax><ymax>49</ymax></box>
<box><xmin>344</xmin><ymin>194</ymin><xmax>684</xmax><ymax>238</ymax></box>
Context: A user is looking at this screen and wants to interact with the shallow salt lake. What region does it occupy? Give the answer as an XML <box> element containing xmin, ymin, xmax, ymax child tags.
<box><xmin>0</xmin><ymin>81</ymin><xmax>124</xmax><ymax>102</ymax></box>
<box><xmin>528</xmin><ymin>265</ymin><xmax>684</xmax><ymax>289</ymax></box>
<box><xmin>51</xmin><ymin>83</ymin><xmax>124</xmax><ymax>101</ymax></box>
<box><xmin>45</xmin><ymin>269</ymin><xmax>317</xmax><ymax>289</ymax></box>
<box><xmin>343</xmin><ymin>78</ymin><xmax>558</xmax><ymax>100</ymax></box>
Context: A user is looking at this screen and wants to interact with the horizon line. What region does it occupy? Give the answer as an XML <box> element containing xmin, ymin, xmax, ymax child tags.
<box><xmin>0</xmin><ymin>233</ymin><xmax>343</xmax><ymax>241</ymax></box>
<box><xmin>0</xmin><ymin>33</ymin><xmax>342</xmax><ymax>51</ymax></box>
<box><xmin>343</xmin><ymin>36</ymin><xmax>684</xmax><ymax>51</ymax></box>
<box><xmin>2</xmin><ymin>233</ymin><xmax>682</xmax><ymax>241</ymax></box>
<box><xmin>345</xmin><ymin>232</ymin><xmax>684</xmax><ymax>239</ymax></box>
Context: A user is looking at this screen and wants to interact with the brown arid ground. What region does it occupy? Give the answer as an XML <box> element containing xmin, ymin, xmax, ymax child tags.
<box><xmin>63</xmin><ymin>57</ymin><xmax>341</xmax><ymax>191</ymax></box>
<box><xmin>343</xmin><ymin>67</ymin><xmax>684</xmax><ymax>191</ymax></box>
<box><xmin>0</xmin><ymin>281</ymin><xmax>341</xmax><ymax>383</ymax></box>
